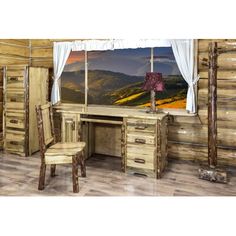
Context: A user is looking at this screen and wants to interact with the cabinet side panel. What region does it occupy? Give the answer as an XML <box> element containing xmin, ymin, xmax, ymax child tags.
<box><xmin>29</xmin><ymin>67</ymin><xmax>48</xmax><ymax>154</ymax></box>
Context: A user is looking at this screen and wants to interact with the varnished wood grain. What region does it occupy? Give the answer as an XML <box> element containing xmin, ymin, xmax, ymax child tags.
<box><xmin>0</xmin><ymin>152</ymin><xmax>236</xmax><ymax>196</ymax></box>
<box><xmin>208</xmin><ymin>42</ymin><xmax>218</xmax><ymax>167</ymax></box>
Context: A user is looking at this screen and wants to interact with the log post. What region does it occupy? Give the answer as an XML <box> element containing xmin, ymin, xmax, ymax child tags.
<box><xmin>199</xmin><ymin>42</ymin><xmax>228</xmax><ymax>183</ymax></box>
<box><xmin>208</xmin><ymin>42</ymin><xmax>218</xmax><ymax>167</ymax></box>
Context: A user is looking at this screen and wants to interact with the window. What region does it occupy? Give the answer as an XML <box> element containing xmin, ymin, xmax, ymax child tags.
<box><xmin>61</xmin><ymin>47</ymin><xmax>187</xmax><ymax>109</ymax></box>
<box><xmin>61</xmin><ymin>51</ymin><xmax>85</xmax><ymax>104</ymax></box>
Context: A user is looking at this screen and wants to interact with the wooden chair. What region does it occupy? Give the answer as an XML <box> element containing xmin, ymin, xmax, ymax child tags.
<box><xmin>35</xmin><ymin>102</ymin><xmax>86</xmax><ymax>193</ymax></box>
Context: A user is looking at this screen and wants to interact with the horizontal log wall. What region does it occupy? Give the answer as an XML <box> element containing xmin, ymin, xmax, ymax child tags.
<box><xmin>1</xmin><ymin>39</ymin><xmax>236</xmax><ymax>167</ymax></box>
<box><xmin>30</xmin><ymin>39</ymin><xmax>53</xmax><ymax>68</ymax></box>
<box><xmin>168</xmin><ymin>39</ymin><xmax>236</xmax><ymax>166</ymax></box>
<box><xmin>0</xmin><ymin>40</ymin><xmax>30</xmax><ymax>66</ymax></box>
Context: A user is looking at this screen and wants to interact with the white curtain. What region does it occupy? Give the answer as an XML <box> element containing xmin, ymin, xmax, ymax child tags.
<box><xmin>113</xmin><ymin>39</ymin><xmax>171</xmax><ymax>49</ymax></box>
<box><xmin>71</xmin><ymin>39</ymin><xmax>171</xmax><ymax>51</ymax></box>
<box><xmin>170</xmin><ymin>39</ymin><xmax>199</xmax><ymax>113</ymax></box>
<box><xmin>72</xmin><ymin>39</ymin><xmax>114</xmax><ymax>51</ymax></box>
<box><xmin>51</xmin><ymin>42</ymin><xmax>72</xmax><ymax>104</ymax></box>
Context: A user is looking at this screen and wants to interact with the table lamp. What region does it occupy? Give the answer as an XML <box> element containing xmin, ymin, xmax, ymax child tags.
<box><xmin>142</xmin><ymin>72</ymin><xmax>165</xmax><ymax>113</ymax></box>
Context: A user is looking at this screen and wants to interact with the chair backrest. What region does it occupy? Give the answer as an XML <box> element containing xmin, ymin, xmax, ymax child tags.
<box><xmin>35</xmin><ymin>102</ymin><xmax>55</xmax><ymax>159</ymax></box>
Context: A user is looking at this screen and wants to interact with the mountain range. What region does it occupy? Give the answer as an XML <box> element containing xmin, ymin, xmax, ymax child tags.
<box><xmin>61</xmin><ymin>69</ymin><xmax>187</xmax><ymax>106</ymax></box>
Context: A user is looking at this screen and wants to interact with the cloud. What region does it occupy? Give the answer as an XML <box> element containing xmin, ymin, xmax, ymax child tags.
<box><xmin>66</xmin><ymin>51</ymin><xmax>85</xmax><ymax>64</ymax></box>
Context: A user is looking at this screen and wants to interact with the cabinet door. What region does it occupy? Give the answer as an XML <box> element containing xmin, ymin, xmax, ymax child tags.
<box><xmin>29</xmin><ymin>67</ymin><xmax>49</xmax><ymax>155</ymax></box>
<box><xmin>61</xmin><ymin>114</ymin><xmax>81</xmax><ymax>142</ymax></box>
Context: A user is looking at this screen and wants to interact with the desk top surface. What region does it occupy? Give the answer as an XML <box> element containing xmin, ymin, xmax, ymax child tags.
<box><xmin>54</xmin><ymin>104</ymin><xmax>169</xmax><ymax>120</ymax></box>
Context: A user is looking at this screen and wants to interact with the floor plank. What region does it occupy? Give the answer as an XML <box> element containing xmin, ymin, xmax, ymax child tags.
<box><xmin>0</xmin><ymin>151</ymin><xmax>236</xmax><ymax>196</ymax></box>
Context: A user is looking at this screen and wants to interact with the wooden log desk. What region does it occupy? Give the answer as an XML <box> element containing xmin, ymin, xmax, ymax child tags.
<box><xmin>55</xmin><ymin>104</ymin><xmax>169</xmax><ymax>179</ymax></box>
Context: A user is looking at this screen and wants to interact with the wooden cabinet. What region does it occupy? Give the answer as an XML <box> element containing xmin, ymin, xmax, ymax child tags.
<box><xmin>124</xmin><ymin>116</ymin><xmax>168</xmax><ymax>178</ymax></box>
<box><xmin>3</xmin><ymin>66</ymin><xmax>48</xmax><ymax>156</ymax></box>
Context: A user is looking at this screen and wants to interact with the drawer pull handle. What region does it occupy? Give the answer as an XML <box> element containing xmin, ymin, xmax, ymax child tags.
<box><xmin>135</xmin><ymin>138</ymin><xmax>146</xmax><ymax>144</ymax></box>
<box><xmin>135</xmin><ymin>125</ymin><xmax>147</xmax><ymax>130</ymax></box>
<box><xmin>10</xmin><ymin>119</ymin><xmax>18</xmax><ymax>124</ymax></box>
<box><xmin>10</xmin><ymin>98</ymin><xmax>17</xmax><ymax>102</ymax></box>
<box><xmin>9</xmin><ymin>141</ymin><xmax>18</xmax><ymax>145</ymax></box>
<box><xmin>9</xmin><ymin>77</ymin><xmax>18</xmax><ymax>81</ymax></box>
<box><xmin>134</xmin><ymin>158</ymin><xmax>145</xmax><ymax>164</ymax></box>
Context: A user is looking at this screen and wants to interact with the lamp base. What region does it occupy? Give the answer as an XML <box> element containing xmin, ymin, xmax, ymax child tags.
<box><xmin>146</xmin><ymin>108</ymin><xmax>158</xmax><ymax>114</ymax></box>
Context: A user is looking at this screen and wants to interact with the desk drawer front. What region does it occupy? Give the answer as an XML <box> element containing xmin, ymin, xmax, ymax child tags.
<box><xmin>127</xmin><ymin>144</ymin><xmax>156</xmax><ymax>156</ymax></box>
<box><xmin>127</xmin><ymin>152</ymin><xmax>155</xmax><ymax>163</ymax></box>
<box><xmin>126</xmin><ymin>121</ymin><xmax>156</xmax><ymax>134</ymax></box>
<box><xmin>127</xmin><ymin>158</ymin><xmax>154</xmax><ymax>170</ymax></box>
<box><xmin>127</xmin><ymin>133</ymin><xmax>155</xmax><ymax>145</ymax></box>
<box><xmin>127</xmin><ymin>118</ymin><xmax>157</xmax><ymax>125</ymax></box>
<box><xmin>126</xmin><ymin>166</ymin><xmax>156</xmax><ymax>178</ymax></box>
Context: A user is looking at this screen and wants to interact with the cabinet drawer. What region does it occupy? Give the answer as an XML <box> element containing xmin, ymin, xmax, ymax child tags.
<box><xmin>6</xmin><ymin>76</ymin><xmax>25</xmax><ymax>89</ymax></box>
<box><xmin>5</xmin><ymin>130</ymin><xmax>25</xmax><ymax>154</ymax></box>
<box><xmin>127</xmin><ymin>133</ymin><xmax>155</xmax><ymax>145</ymax></box>
<box><xmin>6</xmin><ymin>113</ymin><xmax>25</xmax><ymax>129</ymax></box>
<box><xmin>5</xmin><ymin>91</ymin><xmax>25</xmax><ymax>110</ymax></box>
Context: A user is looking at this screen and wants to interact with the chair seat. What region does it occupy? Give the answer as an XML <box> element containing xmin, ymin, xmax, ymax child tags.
<box><xmin>45</xmin><ymin>142</ymin><xmax>86</xmax><ymax>165</ymax></box>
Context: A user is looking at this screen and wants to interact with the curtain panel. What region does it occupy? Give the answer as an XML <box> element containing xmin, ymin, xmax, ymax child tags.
<box><xmin>169</xmin><ymin>39</ymin><xmax>199</xmax><ymax>113</ymax></box>
<box><xmin>51</xmin><ymin>42</ymin><xmax>72</xmax><ymax>104</ymax></box>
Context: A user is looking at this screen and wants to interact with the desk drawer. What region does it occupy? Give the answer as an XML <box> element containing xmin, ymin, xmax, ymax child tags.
<box><xmin>127</xmin><ymin>144</ymin><xmax>156</xmax><ymax>156</ymax></box>
<box><xmin>127</xmin><ymin>133</ymin><xmax>155</xmax><ymax>145</ymax></box>
<box><xmin>127</xmin><ymin>158</ymin><xmax>154</xmax><ymax>170</ymax></box>
<box><xmin>127</xmin><ymin>151</ymin><xmax>155</xmax><ymax>169</ymax></box>
<box><xmin>6</xmin><ymin>76</ymin><xmax>25</xmax><ymax>89</ymax></box>
<box><xmin>126</xmin><ymin>166</ymin><xmax>156</xmax><ymax>178</ymax></box>
<box><xmin>127</xmin><ymin>118</ymin><xmax>157</xmax><ymax>125</ymax></box>
<box><xmin>126</xmin><ymin>119</ymin><xmax>156</xmax><ymax>133</ymax></box>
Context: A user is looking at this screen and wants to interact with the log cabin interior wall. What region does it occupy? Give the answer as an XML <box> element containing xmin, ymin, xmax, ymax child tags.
<box><xmin>0</xmin><ymin>39</ymin><xmax>236</xmax><ymax>167</ymax></box>
<box><xmin>0</xmin><ymin>67</ymin><xmax>3</xmax><ymax>149</ymax></box>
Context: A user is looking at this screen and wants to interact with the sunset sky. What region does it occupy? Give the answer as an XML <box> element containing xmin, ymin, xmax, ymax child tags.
<box><xmin>65</xmin><ymin>47</ymin><xmax>181</xmax><ymax>76</ymax></box>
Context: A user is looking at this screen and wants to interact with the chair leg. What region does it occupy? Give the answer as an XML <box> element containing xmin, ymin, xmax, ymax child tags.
<box><xmin>38</xmin><ymin>163</ymin><xmax>46</xmax><ymax>190</ymax></box>
<box><xmin>72</xmin><ymin>155</ymin><xmax>79</xmax><ymax>193</ymax></box>
<box><xmin>79</xmin><ymin>150</ymin><xmax>86</xmax><ymax>177</ymax></box>
<box><xmin>50</xmin><ymin>164</ymin><xmax>56</xmax><ymax>177</ymax></box>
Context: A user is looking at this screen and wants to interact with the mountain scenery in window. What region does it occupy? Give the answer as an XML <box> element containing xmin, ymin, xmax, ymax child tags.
<box><xmin>61</xmin><ymin>47</ymin><xmax>187</xmax><ymax>109</ymax></box>
<box><xmin>61</xmin><ymin>51</ymin><xmax>85</xmax><ymax>104</ymax></box>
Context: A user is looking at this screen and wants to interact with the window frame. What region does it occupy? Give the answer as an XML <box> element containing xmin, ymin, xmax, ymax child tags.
<box><xmin>60</xmin><ymin>41</ymin><xmax>199</xmax><ymax>116</ymax></box>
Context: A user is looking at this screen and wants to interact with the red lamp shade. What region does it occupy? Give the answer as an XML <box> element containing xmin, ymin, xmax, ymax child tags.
<box><xmin>142</xmin><ymin>72</ymin><xmax>165</xmax><ymax>92</ymax></box>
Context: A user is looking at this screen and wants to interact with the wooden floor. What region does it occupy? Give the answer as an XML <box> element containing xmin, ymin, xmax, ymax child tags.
<box><xmin>0</xmin><ymin>151</ymin><xmax>236</xmax><ymax>196</ymax></box>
